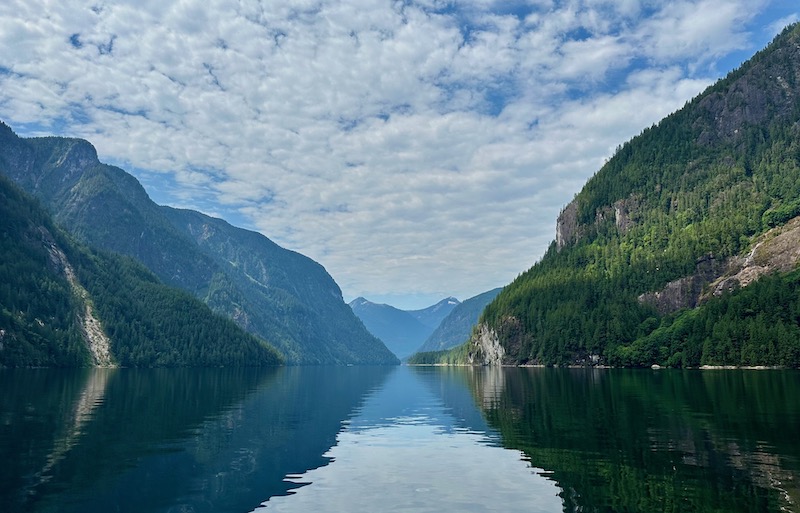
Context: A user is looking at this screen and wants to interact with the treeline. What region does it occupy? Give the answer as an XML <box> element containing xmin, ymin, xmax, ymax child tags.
<box><xmin>407</xmin><ymin>347</ymin><xmax>467</xmax><ymax>365</ymax></box>
<box><xmin>614</xmin><ymin>270</ymin><xmax>800</xmax><ymax>367</ymax></box>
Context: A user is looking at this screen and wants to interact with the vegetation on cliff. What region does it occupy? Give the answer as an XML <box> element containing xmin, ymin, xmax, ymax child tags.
<box><xmin>438</xmin><ymin>23</ymin><xmax>800</xmax><ymax>368</ymax></box>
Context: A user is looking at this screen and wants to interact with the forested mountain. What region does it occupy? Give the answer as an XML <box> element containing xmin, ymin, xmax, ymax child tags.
<box><xmin>0</xmin><ymin>174</ymin><xmax>282</xmax><ymax>367</ymax></box>
<box><xmin>455</xmin><ymin>23</ymin><xmax>800</xmax><ymax>367</ymax></box>
<box><xmin>0</xmin><ymin>123</ymin><xmax>397</xmax><ymax>365</ymax></box>
<box><xmin>414</xmin><ymin>288</ymin><xmax>502</xmax><ymax>354</ymax></box>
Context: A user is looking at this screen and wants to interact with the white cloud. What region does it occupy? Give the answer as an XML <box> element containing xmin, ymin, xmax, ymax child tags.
<box><xmin>0</xmin><ymin>0</ymin><xmax>795</xmax><ymax>309</ymax></box>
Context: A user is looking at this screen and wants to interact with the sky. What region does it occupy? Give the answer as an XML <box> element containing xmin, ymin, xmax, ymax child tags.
<box><xmin>1</xmin><ymin>1</ymin><xmax>798</xmax><ymax>310</ymax></box>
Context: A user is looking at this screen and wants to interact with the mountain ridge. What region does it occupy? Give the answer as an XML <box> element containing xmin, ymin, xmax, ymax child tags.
<box><xmin>414</xmin><ymin>288</ymin><xmax>503</xmax><ymax>354</ymax></box>
<box><xmin>0</xmin><ymin>122</ymin><xmax>397</xmax><ymax>365</ymax></box>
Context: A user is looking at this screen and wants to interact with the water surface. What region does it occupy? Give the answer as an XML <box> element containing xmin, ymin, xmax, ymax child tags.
<box><xmin>1</xmin><ymin>366</ymin><xmax>798</xmax><ymax>512</ymax></box>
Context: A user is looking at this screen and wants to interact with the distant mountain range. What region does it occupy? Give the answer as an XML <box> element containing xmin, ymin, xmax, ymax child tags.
<box><xmin>0</xmin><ymin>123</ymin><xmax>397</xmax><ymax>365</ymax></box>
<box><xmin>415</xmin><ymin>288</ymin><xmax>503</xmax><ymax>353</ymax></box>
<box><xmin>349</xmin><ymin>297</ymin><xmax>459</xmax><ymax>359</ymax></box>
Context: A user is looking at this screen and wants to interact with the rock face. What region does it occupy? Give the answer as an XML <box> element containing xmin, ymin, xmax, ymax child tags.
<box><xmin>613</xmin><ymin>195</ymin><xmax>639</xmax><ymax>233</ymax></box>
<box><xmin>706</xmin><ymin>215</ymin><xmax>800</xmax><ymax>298</ymax></box>
<box><xmin>695</xmin><ymin>36</ymin><xmax>800</xmax><ymax>147</ymax></box>
<box><xmin>39</xmin><ymin>226</ymin><xmax>115</xmax><ymax>367</ymax></box>
<box><xmin>556</xmin><ymin>194</ymin><xmax>640</xmax><ymax>251</ymax></box>
<box><xmin>556</xmin><ymin>200</ymin><xmax>579</xmax><ymax>250</ymax></box>
<box><xmin>467</xmin><ymin>324</ymin><xmax>505</xmax><ymax>366</ymax></box>
<box><xmin>638</xmin><ymin>255</ymin><xmax>726</xmax><ymax>315</ymax></box>
<box><xmin>638</xmin><ymin>216</ymin><xmax>800</xmax><ymax>314</ymax></box>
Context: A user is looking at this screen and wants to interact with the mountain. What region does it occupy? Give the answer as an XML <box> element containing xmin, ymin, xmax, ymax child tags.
<box><xmin>0</xmin><ymin>173</ymin><xmax>282</xmax><ymax>367</ymax></box>
<box><xmin>0</xmin><ymin>123</ymin><xmax>397</xmax><ymax>365</ymax></box>
<box><xmin>458</xmin><ymin>23</ymin><xmax>800</xmax><ymax>368</ymax></box>
<box><xmin>407</xmin><ymin>297</ymin><xmax>460</xmax><ymax>329</ymax></box>
<box><xmin>414</xmin><ymin>288</ymin><xmax>502</xmax><ymax>354</ymax></box>
<box><xmin>348</xmin><ymin>297</ymin><xmax>459</xmax><ymax>360</ymax></box>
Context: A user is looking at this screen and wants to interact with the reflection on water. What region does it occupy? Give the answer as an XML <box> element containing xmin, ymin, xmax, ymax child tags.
<box><xmin>0</xmin><ymin>367</ymin><xmax>390</xmax><ymax>513</ymax></box>
<box><xmin>254</xmin><ymin>366</ymin><xmax>561</xmax><ymax>513</ymax></box>
<box><xmin>2</xmin><ymin>366</ymin><xmax>799</xmax><ymax>513</ymax></box>
<box><xmin>31</xmin><ymin>368</ymin><xmax>114</xmax><ymax>495</ymax></box>
<box><xmin>466</xmin><ymin>367</ymin><xmax>800</xmax><ymax>513</ymax></box>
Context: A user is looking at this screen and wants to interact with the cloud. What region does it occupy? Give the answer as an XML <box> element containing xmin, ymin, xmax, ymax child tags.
<box><xmin>0</xmin><ymin>0</ymin><xmax>795</xmax><ymax>308</ymax></box>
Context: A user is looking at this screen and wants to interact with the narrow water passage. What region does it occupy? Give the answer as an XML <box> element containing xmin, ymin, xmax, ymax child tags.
<box><xmin>254</xmin><ymin>366</ymin><xmax>561</xmax><ymax>512</ymax></box>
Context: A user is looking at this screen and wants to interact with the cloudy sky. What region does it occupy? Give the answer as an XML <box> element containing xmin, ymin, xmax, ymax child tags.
<box><xmin>1</xmin><ymin>1</ymin><xmax>798</xmax><ymax>309</ymax></box>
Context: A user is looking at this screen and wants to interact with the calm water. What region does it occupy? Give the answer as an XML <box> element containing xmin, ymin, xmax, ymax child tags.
<box><xmin>1</xmin><ymin>366</ymin><xmax>798</xmax><ymax>513</ymax></box>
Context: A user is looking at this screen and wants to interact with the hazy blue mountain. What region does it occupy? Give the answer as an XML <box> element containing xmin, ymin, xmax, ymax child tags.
<box><xmin>407</xmin><ymin>297</ymin><xmax>460</xmax><ymax>329</ymax></box>
<box><xmin>0</xmin><ymin>122</ymin><xmax>397</xmax><ymax>365</ymax></box>
<box><xmin>349</xmin><ymin>297</ymin><xmax>458</xmax><ymax>360</ymax></box>
<box><xmin>415</xmin><ymin>288</ymin><xmax>502</xmax><ymax>354</ymax></box>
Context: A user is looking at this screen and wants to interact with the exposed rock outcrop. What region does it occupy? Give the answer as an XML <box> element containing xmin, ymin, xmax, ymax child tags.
<box><xmin>614</xmin><ymin>195</ymin><xmax>640</xmax><ymax>233</ymax></box>
<box><xmin>705</xmin><ymin>215</ymin><xmax>800</xmax><ymax>298</ymax></box>
<box><xmin>556</xmin><ymin>200</ymin><xmax>579</xmax><ymax>250</ymax></box>
<box><xmin>638</xmin><ymin>255</ymin><xmax>726</xmax><ymax>314</ymax></box>
<box><xmin>557</xmin><ymin>194</ymin><xmax>641</xmax><ymax>251</ymax></box>
<box><xmin>695</xmin><ymin>36</ymin><xmax>800</xmax><ymax>147</ymax></box>
<box><xmin>640</xmin><ymin>216</ymin><xmax>800</xmax><ymax>314</ymax></box>
<box><xmin>467</xmin><ymin>324</ymin><xmax>505</xmax><ymax>366</ymax></box>
<box><xmin>38</xmin><ymin>227</ymin><xmax>115</xmax><ymax>367</ymax></box>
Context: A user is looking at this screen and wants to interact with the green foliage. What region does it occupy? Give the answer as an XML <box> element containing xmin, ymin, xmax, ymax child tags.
<box><xmin>0</xmin><ymin>174</ymin><xmax>90</xmax><ymax>367</ymax></box>
<box><xmin>407</xmin><ymin>343</ymin><xmax>475</xmax><ymax>365</ymax></box>
<box><xmin>0</xmin><ymin>173</ymin><xmax>282</xmax><ymax>368</ymax></box>
<box><xmin>612</xmin><ymin>270</ymin><xmax>800</xmax><ymax>368</ymax></box>
<box><xmin>66</xmin><ymin>247</ymin><xmax>284</xmax><ymax>367</ymax></box>
<box><xmin>470</xmin><ymin>368</ymin><xmax>800</xmax><ymax>513</ymax></box>
<box><xmin>762</xmin><ymin>197</ymin><xmax>800</xmax><ymax>227</ymax></box>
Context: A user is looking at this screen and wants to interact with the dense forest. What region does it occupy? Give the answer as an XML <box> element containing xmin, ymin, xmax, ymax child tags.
<box><xmin>0</xmin><ymin>174</ymin><xmax>89</xmax><ymax>367</ymax></box>
<box><xmin>419</xmin><ymin>23</ymin><xmax>800</xmax><ymax>368</ymax></box>
<box><xmin>0</xmin><ymin>174</ymin><xmax>282</xmax><ymax>367</ymax></box>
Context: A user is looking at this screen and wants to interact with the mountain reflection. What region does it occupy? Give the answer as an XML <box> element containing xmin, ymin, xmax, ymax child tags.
<box><xmin>466</xmin><ymin>367</ymin><xmax>800</xmax><ymax>513</ymax></box>
<box><xmin>4</xmin><ymin>366</ymin><xmax>797</xmax><ymax>513</ymax></box>
<box><xmin>0</xmin><ymin>366</ymin><xmax>392</xmax><ymax>513</ymax></box>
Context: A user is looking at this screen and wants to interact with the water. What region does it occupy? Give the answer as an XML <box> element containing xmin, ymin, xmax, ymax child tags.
<box><xmin>1</xmin><ymin>366</ymin><xmax>798</xmax><ymax>513</ymax></box>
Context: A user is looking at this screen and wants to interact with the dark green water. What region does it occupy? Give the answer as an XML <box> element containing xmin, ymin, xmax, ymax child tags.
<box><xmin>1</xmin><ymin>366</ymin><xmax>798</xmax><ymax>512</ymax></box>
